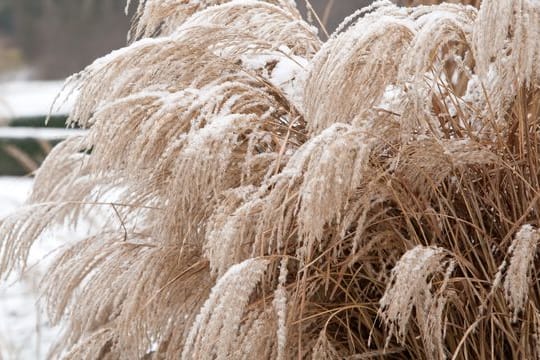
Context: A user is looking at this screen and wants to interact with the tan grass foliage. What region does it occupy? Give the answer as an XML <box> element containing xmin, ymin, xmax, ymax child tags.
<box><xmin>1</xmin><ymin>0</ymin><xmax>540</xmax><ymax>358</ymax></box>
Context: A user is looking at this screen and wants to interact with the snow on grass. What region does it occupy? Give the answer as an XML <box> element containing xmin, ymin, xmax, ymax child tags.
<box><xmin>0</xmin><ymin>81</ymin><xmax>76</xmax><ymax>119</ymax></box>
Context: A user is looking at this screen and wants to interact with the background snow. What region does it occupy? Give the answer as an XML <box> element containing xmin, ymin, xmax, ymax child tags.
<box><xmin>0</xmin><ymin>81</ymin><xmax>75</xmax><ymax>120</ymax></box>
<box><xmin>0</xmin><ymin>177</ymin><xmax>63</xmax><ymax>360</ymax></box>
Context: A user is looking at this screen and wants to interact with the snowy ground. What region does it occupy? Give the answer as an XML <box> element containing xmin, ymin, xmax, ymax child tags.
<box><xmin>0</xmin><ymin>81</ymin><xmax>75</xmax><ymax>120</ymax></box>
<box><xmin>0</xmin><ymin>177</ymin><xmax>110</xmax><ymax>359</ymax></box>
<box><xmin>0</xmin><ymin>177</ymin><xmax>60</xmax><ymax>359</ymax></box>
<box><xmin>0</xmin><ymin>80</ymin><xmax>80</xmax><ymax>358</ymax></box>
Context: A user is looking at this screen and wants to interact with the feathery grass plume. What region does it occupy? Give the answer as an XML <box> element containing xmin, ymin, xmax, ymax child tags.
<box><xmin>128</xmin><ymin>0</ymin><xmax>231</xmax><ymax>41</ymax></box>
<box><xmin>0</xmin><ymin>202</ymin><xmax>79</xmax><ymax>277</ymax></box>
<box><xmin>3</xmin><ymin>0</ymin><xmax>540</xmax><ymax>358</ymax></box>
<box><xmin>181</xmin><ymin>258</ymin><xmax>270</xmax><ymax>359</ymax></box>
<box><xmin>227</xmin><ymin>308</ymin><xmax>278</xmax><ymax>359</ymax></box>
<box><xmin>397</xmin><ymin>4</ymin><xmax>476</xmax><ymax>82</ymax></box>
<box><xmin>203</xmin><ymin>186</ymin><xmax>262</xmax><ymax>276</ymax></box>
<box><xmin>45</xmin><ymin>238</ymin><xmax>213</xmax><ymax>358</ymax></box>
<box><xmin>28</xmin><ymin>136</ymin><xmax>90</xmax><ymax>203</ymax></box>
<box><xmin>472</xmin><ymin>0</ymin><xmax>540</xmax><ymax>121</ymax></box>
<box><xmin>504</xmin><ymin>225</ymin><xmax>539</xmax><ymax>322</ymax></box>
<box><xmin>379</xmin><ymin>246</ymin><xmax>454</xmax><ymax>353</ymax></box>
<box><xmin>397</xmin><ymin>4</ymin><xmax>477</xmax><ymax>137</ymax></box>
<box><xmin>159</xmin><ymin>112</ymin><xmax>278</xmax><ymax>249</ymax></box>
<box><xmin>181</xmin><ymin>1</ymin><xmax>318</xmax><ymax>57</ymax></box>
<box><xmin>295</xmin><ymin>124</ymin><xmax>374</xmax><ymax>244</ymax></box>
<box><xmin>304</xmin><ymin>1</ymin><xmax>414</xmax><ymax>135</ymax></box>
<box><xmin>312</xmin><ymin>330</ymin><xmax>342</xmax><ymax>360</ymax></box>
<box><xmin>59</xmin><ymin>328</ymin><xmax>115</xmax><ymax>360</ymax></box>
<box><xmin>128</xmin><ymin>0</ymin><xmax>303</xmax><ymax>42</ymax></box>
<box><xmin>273</xmin><ymin>257</ymin><xmax>289</xmax><ymax>360</ymax></box>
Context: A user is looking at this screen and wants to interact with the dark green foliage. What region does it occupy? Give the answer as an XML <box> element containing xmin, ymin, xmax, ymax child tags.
<box><xmin>0</xmin><ymin>136</ymin><xmax>59</xmax><ymax>175</ymax></box>
<box><xmin>8</xmin><ymin>115</ymin><xmax>68</xmax><ymax>128</ymax></box>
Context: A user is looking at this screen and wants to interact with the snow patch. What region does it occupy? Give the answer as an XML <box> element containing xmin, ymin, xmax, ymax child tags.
<box><xmin>0</xmin><ymin>127</ymin><xmax>86</xmax><ymax>140</ymax></box>
<box><xmin>0</xmin><ymin>81</ymin><xmax>76</xmax><ymax>119</ymax></box>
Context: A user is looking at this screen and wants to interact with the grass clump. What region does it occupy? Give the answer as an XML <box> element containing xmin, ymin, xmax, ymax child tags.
<box><xmin>1</xmin><ymin>0</ymin><xmax>540</xmax><ymax>358</ymax></box>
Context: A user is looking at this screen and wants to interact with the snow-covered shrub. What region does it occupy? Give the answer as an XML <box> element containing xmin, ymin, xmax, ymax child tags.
<box><xmin>1</xmin><ymin>0</ymin><xmax>540</xmax><ymax>358</ymax></box>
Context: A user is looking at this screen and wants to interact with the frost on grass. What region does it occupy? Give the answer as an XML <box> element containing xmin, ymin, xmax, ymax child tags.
<box><xmin>379</xmin><ymin>246</ymin><xmax>455</xmax><ymax>359</ymax></box>
<box><xmin>504</xmin><ymin>225</ymin><xmax>539</xmax><ymax>322</ymax></box>
<box><xmin>181</xmin><ymin>258</ymin><xmax>269</xmax><ymax>359</ymax></box>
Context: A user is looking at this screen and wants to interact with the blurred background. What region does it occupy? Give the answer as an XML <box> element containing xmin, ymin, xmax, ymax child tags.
<box><xmin>0</xmin><ymin>0</ymin><xmax>129</xmax><ymax>80</ymax></box>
